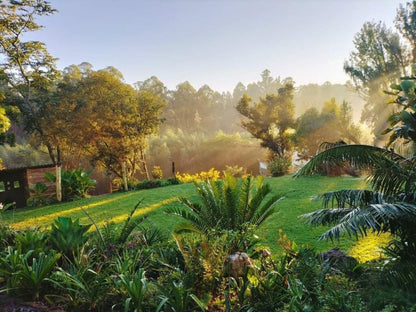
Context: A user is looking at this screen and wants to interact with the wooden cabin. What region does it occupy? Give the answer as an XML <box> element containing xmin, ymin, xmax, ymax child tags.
<box><xmin>0</xmin><ymin>164</ymin><xmax>56</xmax><ymax>208</ymax></box>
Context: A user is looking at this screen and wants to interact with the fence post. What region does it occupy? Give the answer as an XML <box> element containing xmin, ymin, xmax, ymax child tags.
<box><xmin>56</xmin><ymin>164</ymin><xmax>62</xmax><ymax>202</ymax></box>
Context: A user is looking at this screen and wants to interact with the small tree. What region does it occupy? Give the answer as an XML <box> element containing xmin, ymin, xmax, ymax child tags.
<box><xmin>236</xmin><ymin>82</ymin><xmax>295</xmax><ymax>175</ymax></box>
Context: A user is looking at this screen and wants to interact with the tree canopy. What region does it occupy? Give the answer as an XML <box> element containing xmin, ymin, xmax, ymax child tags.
<box><xmin>0</xmin><ymin>0</ymin><xmax>60</xmax><ymax>163</ymax></box>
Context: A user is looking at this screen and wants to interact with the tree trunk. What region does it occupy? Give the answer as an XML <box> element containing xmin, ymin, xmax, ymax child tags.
<box><xmin>56</xmin><ymin>165</ymin><xmax>62</xmax><ymax>202</ymax></box>
<box><xmin>122</xmin><ymin>161</ymin><xmax>128</xmax><ymax>191</ymax></box>
<box><xmin>140</xmin><ymin>148</ymin><xmax>150</xmax><ymax>180</ymax></box>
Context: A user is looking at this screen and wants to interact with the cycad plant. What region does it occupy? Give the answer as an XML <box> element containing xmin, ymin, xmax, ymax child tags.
<box><xmin>166</xmin><ymin>174</ymin><xmax>283</xmax><ymax>235</ymax></box>
<box><xmin>48</xmin><ymin>217</ymin><xmax>91</xmax><ymax>258</ymax></box>
<box><xmin>295</xmin><ymin>77</ymin><xmax>416</xmax><ymax>284</ymax></box>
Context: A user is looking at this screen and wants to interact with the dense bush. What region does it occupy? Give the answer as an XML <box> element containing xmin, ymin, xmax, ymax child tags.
<box><xmin>135</xmin><ymin>177</ymin><xmax>182</xmax><ymax>190</ymax></box>
<box><xmin>27</xmin><ymin>183</ymin><xmax>51</xmax><ymax>207</ymax></box>
<box><xmin>1</xmin><ymin>179</ymin><xmax>416</xmax><ymax>311</ymax></box>
<box><xmin>45</xmin><ymin>168</ymin><xmax>96</xmax><ymax>201</ymax></box>
<box><xmin>176</xmin><ymin>168</ymin><xmax>221</xmax><ymax>183</ymax></box>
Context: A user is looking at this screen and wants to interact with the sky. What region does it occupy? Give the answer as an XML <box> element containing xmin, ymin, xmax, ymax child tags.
<box><xmin>32</xmin><ymin>0</ymin><xmax>407</xmax><ymax>92</ymax></box>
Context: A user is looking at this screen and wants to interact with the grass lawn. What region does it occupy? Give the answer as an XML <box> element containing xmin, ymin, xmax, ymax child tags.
<box><xmin>2</xmin><ymin>175</ymin><xmax>384</xmax><ymax>257</ymax></box>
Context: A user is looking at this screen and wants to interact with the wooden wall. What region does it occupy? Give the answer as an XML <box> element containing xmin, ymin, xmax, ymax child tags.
<box><xmin>27</xmin><ymin>166</ymin><xmax>56</xmax><ymax>199</ymax></box>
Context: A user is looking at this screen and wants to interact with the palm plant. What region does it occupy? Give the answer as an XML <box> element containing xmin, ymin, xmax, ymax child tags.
<box><xmin>48</xmin><ymin>217</ymin><xmax>91</xmax><ymax>258</ymax></box>
<box><xmin>17</xmin><ymin>251</ymin><xmax>61</xmax><ymax>300</ymax></box>
<box><xmin>165</xmin><ymin>174</ymin><xmax>283</xmax><ymax>235</ymax></box>
<box><xmin>49</xmin><ymin>248</ymin><xmax>110</xmax><ymax>311</ymax></box>
<box><xmin>295</xmin><ymin>77</ymin><xmax>416</xmax><ymax>284</ymax></box>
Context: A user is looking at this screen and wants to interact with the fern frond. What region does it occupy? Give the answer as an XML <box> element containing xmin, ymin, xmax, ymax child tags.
<box><xmin>315</xmin><ymin>189</ymin><xmax>387</xmax><ymax>209</ymax></box>
<box><xmin>295</xmin><ymin>144</ymin><xmax>404</xmax><ymax>177</ymax></box>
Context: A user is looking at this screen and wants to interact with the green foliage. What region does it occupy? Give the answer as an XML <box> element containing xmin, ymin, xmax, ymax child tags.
<box><xmin>294</xmin><ymin>99</ymin><xmax>362</xmax><ymax>156</ymax></box>
<box><xmin>236</xmin><ymin>82</ymin><xmax>295</xmax><ymax>162</ymax></box>
<box><xmin>48</xmin><ymin>217</ymin><xmax>91</xmax><ymax>257</ymax></box>
<box><xmin>53</xmin><ymin>69</ymin><xmax>166</xmax><ymax>179</ymax></box>
<box><xmin>27</xmin><ymin>182</ymin><xmax>50</xmax><ymax>207</ymax></box>
<box><xmin>15</xmin><ymin>230</ymin><xmax>47</xmax><ymax>257</ymax></box>
<box><xmin>157</xmin><ymin>278</ymin><xmax>206</xmax><ymax>312</ymax></box>
<box><xmin>45</xmin><ymin>168</ymin><xmax>96</xmax><ymax>201</ymax></box>
<box><xmin>344</xmin><ymin>21</ymin><xmax>406</xmax><ymax>139</ymax></box>
<box><xmin>0</xmin><ymin>0</ymin><xmax>60</xmax><ymax>164</ymax></box>
<box><xmin>136</xmin><ymin>179</ymin><xmax>163</xmax><ymax>190</ymax></box>
<box><xmin>17</xmin><ymin>251</ymin><xmax>60</xmax><ymax>300</ymax></box>
<box><xmin>0</xmin><ymin>221</ymin><xmax>15</xmax><ymax>249</ymax></box>
<box><xmin>0</xmin><ymin>247</ymin><xmax>60</xmax><ymax>300</ymax></box>
<box><xmin>166</xmin><ymin>174</ymin><xmax>283</xmax><ymax>235</ymax></box>
<box><xmin>383</xmin><ymin>79</ymin><xmax>416</xmax><ymax>149</ymax></box>
<box><xmin>89</xmin><ymin>200</ymin><xmax>147</xmax><ymax>253</ymax></box>
<box><xmin>0</xmin><ymin>202</ymin><xmax>15</xmax><ymax>215</ymax></box>
<box><xmin>152</xmin><ymin>165</ymin><xmax>164</xmax><ymax>180</ymax></box>
<box><xmin>2</xmin><ymin>183</ymin><xmax>416</xmax><ymax>310</ymax></box>
<box><xmin>395</xmin><ymin>1</ymin><xmax>416</xmax><ymax>64</ymax></box>
<box><xmin>268</xmin><ymin>154</ymin><xmax>292</xmax><ymax>177</ymax></box>
<box><xmin>50</xmin><ymin>251</ymin><xmax>110</xmax><ymax>310</ymax></box>
<box><xmin>113</xmin><ymin>268</ymin><xmax>152</xmax><ymax>312</ymax></box>
<box><xmin>297</xmin><ymin>75</ymin><xmax>416</xmax><ymax>293</ymax></box>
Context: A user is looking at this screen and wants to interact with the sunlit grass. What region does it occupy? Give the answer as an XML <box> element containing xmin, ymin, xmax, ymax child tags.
<box><xmin>2</xmin><ymin>175</ymin><xmax>386</xmax><ymax>260</ymax></box>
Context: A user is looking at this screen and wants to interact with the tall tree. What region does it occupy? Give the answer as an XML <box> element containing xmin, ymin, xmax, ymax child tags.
<box><xmin>241</xmin><ymin>69</ymin><xmax>283</xmax><ymax>102</ymax></box>
<box><xmin>396</xmin><ymin>1</ymin><xmax>416</xmax><ymax>65</ymax></box>
<box><xmin>236</xmin><ymin>82</ymin><xmax>295</xmax><ymax>175</ymax></box>
<box><xmin>0</xmin><ymin>0</ymin><xmax>60</xmax><ymax>163</ymax></box>
<box><xmin>52</xmin><ymin>67</ymin><xmax>166</xmax><ymax>179</ymax></box>
<box><xmin>344</xmin><ymin>21</ymin><xmax>407</xmax><ymax>142</ymax></box>
<box><xmin>294</xmin><ymin>98</ymin><xmax>361</xmax><ymax>156</ymax></box>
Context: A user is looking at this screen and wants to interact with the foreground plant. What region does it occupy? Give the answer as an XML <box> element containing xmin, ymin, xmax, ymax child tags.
<box><xmin>166</xmin><ymin>174</ymin><xmax>284</xmax><ymax>235</ymax></box>
<box><xmin>296</xmin><ymin>77</ymin><xmax>416</xmax><ymax>289</ymax></box>
<box><xmin>0</xmin><ymin>247</ymin><xmax>60</xmax><ymax>300</ymax></box>
<box><xmin>48</xmin><ymin>216</ymin><xmax>91</xmax><ymax>258</ymax></box>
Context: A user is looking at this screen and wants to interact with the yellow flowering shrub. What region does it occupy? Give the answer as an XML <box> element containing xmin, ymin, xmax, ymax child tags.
<box><xmin>347</xmin><ymin>232</ymin><xmax>391</xmax><ymax>263</ymax></box>
<box><xmin>176</xmin><ymin>168</ymin><xmax>221</xmax><ymax>183</ymax></box>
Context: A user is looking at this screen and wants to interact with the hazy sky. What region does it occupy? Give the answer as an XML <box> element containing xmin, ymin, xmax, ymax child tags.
<box><xmin>34</xmin><ymin>0</ymin><xmax>406</xmax><ymax>92</ymax></box>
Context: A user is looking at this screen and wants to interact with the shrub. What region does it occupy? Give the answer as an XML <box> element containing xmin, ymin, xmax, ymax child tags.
<box><xmin>135</xmin><ymin>179</ymin><xmax>160</xmax><ymax>190</ymax></box>
<box><xmin>223</xmin><ymin>165</ymin><xmax>247</xmax><ymax>177</ymax></box>
<box><xmin>134</xmin><ymin>178</ymin><xmax>181</xmax><ymax>190</ymax></box>
<box><xmin>166</xmin><ymin>174</ymin><xmax>283</xmax><ymax>235</ymax></box>
<box><xmin>27</xmin><ymin>183</ymin><xmax>51</xmax><ymax>207</ymax></box>
<box><xmin>151</xmin><ymin>165</ymin><xmax>163</xmax><ymax>180</ymax></box>
<box><xmin>267</xmin><ymin>155</ymin><xmax>291</xmax><ymax>176</ymax></box>
<box><xmin>48</xmin><ymin>217</ymin><xmax>91</xmax><ymax>257</ymax></box>
<box><xmin>176</xmin><ymin>168</ymin><xmax>221</xmax><ymax>183</ymax></box>
<box><xmin>45</xmin><ymin>168</ymin><xmax>96</xmax><ymax>201</ymax></box>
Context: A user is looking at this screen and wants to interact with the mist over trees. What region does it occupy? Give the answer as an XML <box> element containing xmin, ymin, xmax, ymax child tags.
<box><xmin>2</xmin><ymin>0</ymin><xmax>416</xmax><ymax>183</ymax></box>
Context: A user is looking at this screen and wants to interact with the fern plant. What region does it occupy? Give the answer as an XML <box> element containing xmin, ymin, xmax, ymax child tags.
<box><xmin>165</xmin><ymin>174</ymin><xmax>284</xmax><ymax>235</ymax></box>
<box><xmin>296</xmin><ymin>77</ymin><xmax>416</xmax><ymax>289</ymax></box>
<box><xmin>48</xmin><ymin>217</ymin><xmax>91</xmax><ymax>257</ymax></box>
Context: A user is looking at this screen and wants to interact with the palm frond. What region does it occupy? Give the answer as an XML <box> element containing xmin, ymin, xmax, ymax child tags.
<box><xmin>238</xmin><ymin>175</ymin><xmax>253</xmax><ymax>225</ymax></box>
<box><xmin>295</xmin><ymin>144</ymin><xmax>404</xmax><ymax>177</ymax></box>
<box><xmin>302</xmin><ymin>207</ymin><xmax>357</xmax><ymax>227</ymax></box>
<box><xmin>118</xmin><ymin>200</ymin><xmax>146</xmax><ymax>244</ymax></box>
<box><xmin>251</xmin><ymin>194</ymin><xmax>284</xmax><ymax>227</ymax></box>
<box><xmin>246</xmin><ymin>183</ymin><xmax>270</xmax><ymax>222</ymax></box>
<box><xmin>314</xmin><ymin>203</ymin><xmax>416</xmax><ymax>241</ymax></box>
<box><xmin>167</xmin><ymin>175</ymin><xmax>281</xmax><ymax>234</ymax></box>
<box><xmin>315</xmin><ymin>189</ymin><xmax>387</xmax><ymax>208</ymax></box>
<box><xmin>224</xmin><ymin>183</ymin><xmax>238</xmax><ymax>229</ymax></box>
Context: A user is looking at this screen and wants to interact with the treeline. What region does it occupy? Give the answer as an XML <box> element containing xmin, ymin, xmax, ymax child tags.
<box><xmin>0</xmin><ymin>61</ymin><xmax>362</xmax><ymax>180</ymax></box>
<box><xmin>3</xmin><ymin>0</ymin><xmax>415</xmax><ymax>186</ymax></box>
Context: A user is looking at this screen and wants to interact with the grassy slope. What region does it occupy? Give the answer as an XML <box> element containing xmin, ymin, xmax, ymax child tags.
<box><xmin>2</xmin><ymin>175</ymin><xmax>368</xmax><ymax>255</ymax></box>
